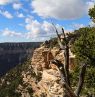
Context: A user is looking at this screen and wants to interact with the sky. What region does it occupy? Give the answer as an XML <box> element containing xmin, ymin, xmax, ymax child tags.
<box><xmin>0</xmin><ymin>0</ymin><xmax>95</xmax><ymax>42</ymax></box>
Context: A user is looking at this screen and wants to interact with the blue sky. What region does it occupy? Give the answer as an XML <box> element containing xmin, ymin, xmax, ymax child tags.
<box><xmin>0</xmin><ymin>0</ymin><xmax>95</xmax><ymax>42</ymax></box>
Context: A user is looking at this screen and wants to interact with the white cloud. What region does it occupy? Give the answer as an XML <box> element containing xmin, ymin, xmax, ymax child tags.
<box><xmin>1</xmin><ymin>19</ymin><xmax>58</xmax><ymax>41</ymax></box>
<box><xmin>1</xmin><ymin>17</ymin><xmax>70</xmax><ymax>41</ymax></box>
<box><xmin>0</xmin><ymin>0</ymin><xmax>17</xmax><ymax>5</ymax></box>
<box><xmin>0</xmin><ymin>10</ymin><xmax>13</xmax><ymax>19</ymax></box>
<box><xmin>25</xmin><ymin>17</ymin><xmax>60</xmax><ymax>39</ymax></box>
<box><xmin>25</xmin><ymin>16</ymin><xmax>34</xmax><ymax>23</ymax></box>
<box><xmin>2</xmin><ymin>28</ymin><xmax>23</xmax><ymax>37</ymax></box>
<box><xmin>13</xmin><ymin>3</ymin><xmax>22</xmax><ymax>10</ymax></box>
<box><xmin>18</xmin><ymin>23</ymin><xmax>24</xmax><ymax>27</ymax></box>
<box><xmin>89</xmin><ymin>21</ymin><xmax>95</xmax><ymax>27</ymax></box>
<box><xmin>17</xmin><ymin>12</ymin><xmax>25</xmax><ymax>18</ymax></box>
<box><xmin>72</xmin><ymin>23</ymin><xmax>85</xmax><ymax>29</ymax></box>
<box><xmin>31</xmin><ymin>0</ymin><xmax>95</xmax><ymax>20</ymax></box>
<box><xmin>87</xmin><ymin>1</ymin><xmax>95</xmax><ymax>9</ymax></box>
<box><xmin>25</xmin><ymin>18</ymin><xmax>32</xmax><ymax>23</ymax></box>
<box><xmin>0</xmin><ymin>0</ymin><xmax>11</xmax><ymax>5</ymax></box>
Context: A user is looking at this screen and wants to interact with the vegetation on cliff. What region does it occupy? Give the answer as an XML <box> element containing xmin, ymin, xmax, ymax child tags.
<box><xmin>0</xmin><ymin>60</ymin><xmax>36</xmax><ymax>97</ymax></box>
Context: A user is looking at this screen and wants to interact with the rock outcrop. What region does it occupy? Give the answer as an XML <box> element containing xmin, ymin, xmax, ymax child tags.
<box><xmin>31</xmin><ymin>46</ymin><xmax>64</xmax><ymax>71</ymax></box>
<box><xmin>30</xmin><ymin>45</ymin><xmax>75</xmax><ymax>97</ymax></box>
<box><xmin>36</xmin><ymin>69</ymin><xmax>64</xmax><ymax>97</ymax></box>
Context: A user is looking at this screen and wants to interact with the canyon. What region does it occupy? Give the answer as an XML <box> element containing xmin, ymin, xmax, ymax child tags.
<box><xmin>0</xmin><ymin>42</ymin><xmax>41</xmax><ymax>76</ymax></box>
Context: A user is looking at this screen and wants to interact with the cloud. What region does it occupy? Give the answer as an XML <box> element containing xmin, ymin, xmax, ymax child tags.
<box><xmin>0</xmin><ymin>0</ymin><xmax>11</xmax><ymax>5</ymax></box>
<box><xmin>1</xmin><ymin>16</ymin><xmax>70</xmax><ymax>41</ymax></box>
<box><xmin>86</xmin><ymin>0</ymin><xmax>95</xmax><ymax>10</ymax></box>
<box><xmin>18</xmin><ymin>23</ymin><xmax>24</xmax><ymax>27</ymax></box>
<box><xmin>17</xmin><ymin>12</ymin><xmax>25</xmax><ymax>18</ymax></box>
<box><xmin>89</xmin><ymin>21</ymin><xmax>95</xmax><ymax>27</ymax></box>
<box><xmin>0</xmin><ymin>0</ymin><xmax>17</xmax><ymax>5</ymax></box>
<box><xmin>13</xmin><ymin>2</ymin><xmax>22</xmax><ymax>10</ymax></box>
<box><xmin>2</xmin><ymin>28</ymin><xmax>23</xmax><ymax>37</ymax></box>
<box><xmin>1</xmin><ymin>19</ymin><xmax>58</xmax><ymax>41</ymax></box>
<box><xmin>0</xmin><ymin>10</ymin><xmax>13</xmax><ymax>19</ymax></box>
<box><xmin>25</xmin><ymin>16</ymin><xmax>34</xmax><ymax>23</ymax></box>
<box><xmin>72</xmin><ymin>23</ymin><xmax>85</xmax><ymax>29</ymax></box>
<box><xmin>31</xmin><ymin>0</ymin><xmax>94</xmax><ymax>20</ymax></box>
<box><xmin>25</xmin><ymin>17</ymin><xmax>60</xmax><ymax>39</ymax></box>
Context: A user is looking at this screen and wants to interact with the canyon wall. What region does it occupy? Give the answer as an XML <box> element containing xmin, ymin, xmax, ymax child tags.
<box><xmin>0</xmin><ymin>42</ymin><xmax>41</xmax><ymax>76</ymax></box>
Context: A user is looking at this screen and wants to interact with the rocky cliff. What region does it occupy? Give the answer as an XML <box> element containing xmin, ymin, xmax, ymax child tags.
<box><xmin>30</xmin><ymin>46</ymin><xmax>75</xmax><ymax>97</ymax></box>
<box><xmin>0</xmin><ymin>44</ymin><xmax>75</xmax><ymax>97</ymax></box>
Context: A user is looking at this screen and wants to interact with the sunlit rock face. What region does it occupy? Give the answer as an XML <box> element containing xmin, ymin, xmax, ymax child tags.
<box><xmin>0</xmin><ymin>42</ymin><xmax>41</xmax><ymax>76</ymax></box>
<box><xmin>37</xmin><ymin>69</ymin><xmax>64</xmax><ymax>97</ymax></box>
<box><xmin>31</xmin><ymin>46</ymin><xmax>75</xmax><ymax>96</ymax></box>
<box><xmin>31</xmin><ymin>46</ymin><xmax>75</xmax><ymax>72</ymax></box>
<box><xmin>31</xmin><ymin>46</ymin><xmax>54</xmax><ymax>71</ymax></box>
<box><xmin>31</xmin><ymin>46</ymin><xmax>62</xmax><ymax>71</ymax></box>
<box><xmin>31</xmin><ymin>46</ymin><xmax>64</xmax><ymax>96</ymax></box>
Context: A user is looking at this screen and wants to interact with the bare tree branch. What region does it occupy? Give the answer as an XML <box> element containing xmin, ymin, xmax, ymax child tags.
<box><xmin>52</xmin><ymin>23</ymin><xmax>65</xmax><ymax>49</ymax></box>
<box><xmin>51</xmin><ymin>59</ymin><xmax>66</xmax><ymax>81</ymax></box>
<box><xmin>75</xmin><ymin>63</ymin><xmax>87</xmax><ymax>97</ymax></box>
<box><xmin>53</xmin><ymin>25</ymin><xmax>70</xmax><ymax>86</ymax></box>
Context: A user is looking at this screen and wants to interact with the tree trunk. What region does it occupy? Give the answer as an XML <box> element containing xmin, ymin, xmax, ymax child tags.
<box><xmin>64</xmin><ymin>45</ymin><xmax>70</xmax><ymax>86</ymax></box>
<box><xmin>51</xmin><ymin>59</ymin><xmax>77</xmax><ymax>97</ymax></box>
<box><xmin>75</xmin><ymin>64</ymin><xmax>87</xmax><ymax>96</ymax></box>
<box><xmin>51</xmin><ymin>59</ymin><xmax>66</xmax><ymax>81</ymax></box>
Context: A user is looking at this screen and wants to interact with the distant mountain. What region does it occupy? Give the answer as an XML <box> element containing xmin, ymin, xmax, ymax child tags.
<box><xmin>0</xmin><ymin>42</ymin><xmax>42</xmax><ymax>76</ymax></box>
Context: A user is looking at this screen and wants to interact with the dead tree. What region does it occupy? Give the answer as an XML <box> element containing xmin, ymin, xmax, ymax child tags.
<box><xmin>52</xmin><ymin>24</ymin><xmax>70</xmax><ymax>86</ymax></box>
<box><xmin>75</xmin><ymin>64</ymin><xmax>87</xmax><ymax>97</ymax></box>
<box><xmin>52</xmin><ymin>24</ymin><xmax>87</xmax><ymax>97</ymax></box>
<box><xmin>51</xmin><ymin>59</ymin><xmax>77</xmax><ymax>97</ymax></box>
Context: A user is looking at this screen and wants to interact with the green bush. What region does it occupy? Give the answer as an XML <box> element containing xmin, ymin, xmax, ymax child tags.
<box><xmin>0</xmin><ymin>59</ymin><xmax>36</xmax><ymax>97</ymax></box>
<box><xmin>71</xmin><ymin>65</ymin><xmax>95</xmax><ymax>95</ymax></box>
